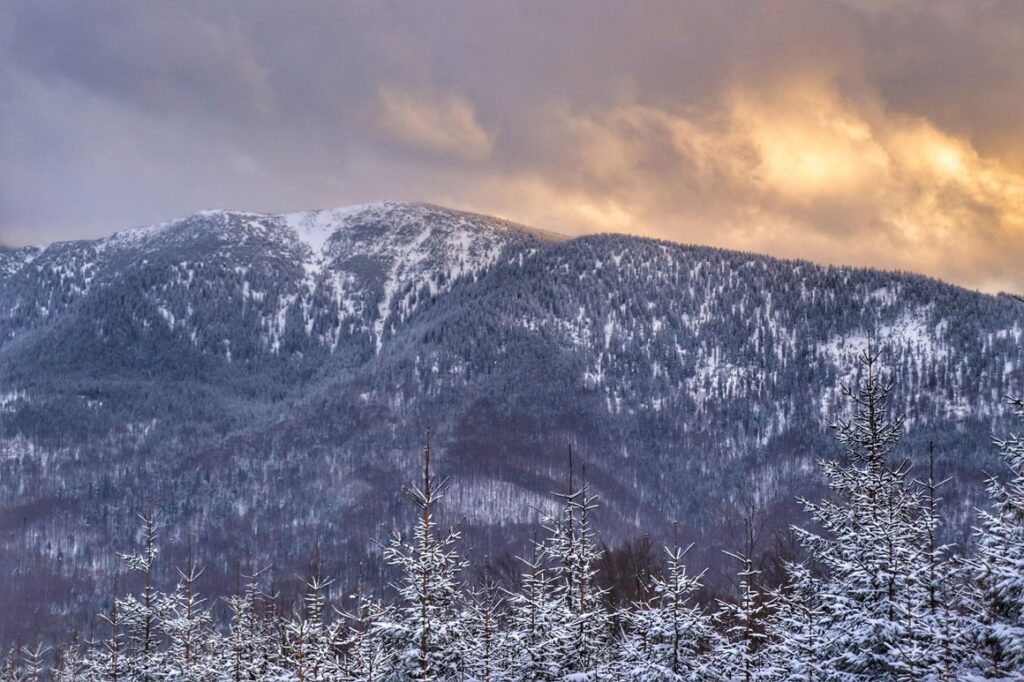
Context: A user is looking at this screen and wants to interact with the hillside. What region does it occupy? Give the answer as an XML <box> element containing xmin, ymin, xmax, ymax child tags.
<box><xmin>0</xmin><ymin>202</ymin><xmax>1021</xmax><ymax>642</ymax></box>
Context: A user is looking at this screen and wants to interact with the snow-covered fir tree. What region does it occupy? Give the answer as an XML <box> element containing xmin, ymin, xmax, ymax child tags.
<box><xmin>504</xmin><ymin>547</ymin><xmax>569</xmax><ymax>681</ymax></box>
<box><xmin>758</xmin><ymin>561</ymin><xmax>830</xmax><ymax>681</ymax></box>
<box><xmin>222</xmin><ymin>567</ymin><xmax>284</xmax><ymax>680</ymax></box>
<box><xmin>794</xmin><ymin>349</ymin><xmax>938</xmax><ymax>679</ymax></box>
<box><xmin>95</xmin><ymin>579</ymin><xmax>128</xmax><ymax>681</ymax></box>
<box><xmin>461</xmin><ymin>581</ymin><xmax>510</xmax><ymax>682</ymax></box>
<box><xmin>53</xmin><ymin>635</ymin><xmax>86</xmax><ymax>682</ymax></box>
<box><xmin>709</xmin><ymin>513</ymin><xmax>768</xmax><ymax>682</ymax></box>
<box><xmin>540</xmin><ymin>454</ymin><xmax>611</xmax><ymax>677</ymax></box>
<box><xmin>158</xmin><ymin>541</ymin><xmax>215</xmax><ymax>680</ymax></box>
<box><xmin>966</xmin><ymin>395</ymin><xmax>1024</xmax><ymax>678</ymax></box>
<box><xmin>374</xmin><ymin>432</ymin><xmax>468</xmax><ymax>681</ymax></box>
<box><xmin>336</xmin><ymin>586</ymin><xmax>394</xmax><ymax>682</ymax></box>
<box><xmin>116</xmin><ymin>510</ymin><xmax>163</xmax><ymax>679</ymax></box>
<box><xmin>899</xmin><ymin>443</ymin><xmax>968</xmax><ymax>680</ymax></box>
<box><xmin>617</xmin><ymin>542</ymin><xmax>712</xmax><ymax>680</ymax></box>
<box><xmin>282</xmin><ymin>571</ymin><xmax>339</xmax><ymax>680</ymax></box>
<box><xmin>17</xmin><ymin>643</ymin><xmax>49</xmax><ymax>682</ymax></box>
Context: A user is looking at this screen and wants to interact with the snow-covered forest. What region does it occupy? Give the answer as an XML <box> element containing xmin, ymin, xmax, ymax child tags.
<box><xmin>3</xmin><ymin>204</ymin><xmax>1022</xmax><ymax>649</ymax></box>
<box><xmin>4</xmin><ymin>350</ymin><xmax>1023</xmax><ymax>681</ymax></box>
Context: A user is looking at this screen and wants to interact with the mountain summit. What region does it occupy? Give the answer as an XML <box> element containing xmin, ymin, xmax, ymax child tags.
<box><xmin>1</xmin><ymin>202</ymin><xmax>552</xmax><ymax>354</ymax></box>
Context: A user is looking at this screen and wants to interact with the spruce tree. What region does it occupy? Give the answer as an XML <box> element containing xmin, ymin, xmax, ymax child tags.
<box><xmin>159</xmin><ymin>540</ymin><xmax>214</xmax><ymax>680</ymax></box>
<box><xmin>17</xmin><ymin>643</ymin><xmax>49</xmax><ymax>682</ymax></box>
<box><xmin>374</xmin><ymin>431</ymin><xmax>468</xmax><ymax>680</ymax></box>
<box><xmin>896</xmin><ymin>443</ymin><xmax>966</xmax><ymax>679</ymax></box>
<box><xmin>618</xmin><ymin>542</ymin><xmax>712</xmax><ymax>680</ymax></box>
<box><xmin>96</xmin><ymin>579</ymin><xmax>126</xmax><ymax>682</ymax></box>
<box><xmin>337</xmin><ymin>588</ymin><xmax>394</xmax><ymax>682</ymax></box>
<box><xmin>462</xmin><ymin>581</ymin><xmax>510</xmax><ymax>682</ymax></box>
<box><xmin>0</xmin><ymin>650</ymin><xmax>18</xmax><ymax>682</ymax></box>
<box><xmin>967</xmin><ymin>395</ymin><xmax>1024</xmax><ymax>677</ymax></box>
<box><xmin>52</xmin><ymin>636</ymin><xmax>85</xmax><ymax>682</ymax></box>
<box><xmin>116</xmin><ymin>510</ymin><xmax>164</xmax><ymax>679</ymax></box>
<box><xmin>759</xmin><ymin>561</ymin><xmax>830</xmax><ymax>681</ymax></box>
<box><xmin>541</xmin><ymin>454</ymin><xmax>610</xmax><ymax>676</ymax></box>
<box><xmin>282</xmin><ymin>572</ymin><xmax>339</xmax><ymax>680</ymax></box>
<box><xmin>222</xmin><ymin>567</ymin><xmax>281</xmax><ymax>680</ymax></box>
<box><xmin>795</xmin><ymin>350</ymin><xmax>929</xmax><ymax>679</ymax></box>
<box><xmin>710</xmin><ymin>513</ymin><xmax>768</xmax><ymax>682</ymax></box>
<box><xmin>504</xmin><ymin>548</ymin><xmax>568</xmax><ymax>681</ymax></box>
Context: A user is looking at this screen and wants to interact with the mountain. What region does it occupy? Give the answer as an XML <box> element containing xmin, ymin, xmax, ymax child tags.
<box><xmin>0</xmin><ymin>201</ymin><xmax>1021</xmax><ymax>643</ymax></box>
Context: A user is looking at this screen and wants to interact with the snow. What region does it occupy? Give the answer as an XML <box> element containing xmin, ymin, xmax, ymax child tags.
<box><xmin>815</xmin><ymin>308</ymin><xmax>947</xmax><ymax>365</ymax></box>
<box><xmin>102</xmin><ymin>216</ymin><xmax>182</xmax><ymax>249</ymax></box>
<box><xmin>5</xmin><ymin>202</ymin><xmax>1023</xmax><ymax>680</ymax></box>
<box><xmin>6</xmin><ymin>202</ymin><xmax>553</xmax><ymax>359</ymax></box>
<box><xmin>285</xmin><ymin>202</ymin><xmax>542</xmax><ymax>352</ymax></box>
<box><xmin>0</xmin><ymin>246</ymin><xmax>44</xmax><ymax>281</ymax></box>
<box><xmin>0</xmin><ymin>390</ymin><xmax>25</xmax><ymax>412</ymax></box>
<box><xmin>282</xmin><ymin>205</ymin><xmax>370</xmax><ymax>258</ymax></box>
<box><xmin>155</xmin><ymin>305</ymin><xmax>176</xmax><ymax>329</ymax></box>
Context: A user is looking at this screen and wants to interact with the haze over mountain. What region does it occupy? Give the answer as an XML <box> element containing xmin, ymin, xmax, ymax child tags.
<box><xmin>0</xmin><ymin>202</ymin><xmax>1021</xmax><ymax>643</ymax></box>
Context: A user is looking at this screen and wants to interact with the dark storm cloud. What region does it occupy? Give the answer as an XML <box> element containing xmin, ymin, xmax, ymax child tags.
<box><xmin>1</xmin><ymin>0</ymin><xmax>1022</xmax><ymax>292</ymax></box>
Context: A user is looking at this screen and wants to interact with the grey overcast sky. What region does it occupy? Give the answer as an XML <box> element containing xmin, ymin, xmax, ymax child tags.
<box><xmin>1</xmin><ymin>1</ymin><xmax>1023</xmax><ymax>293</ymax></box>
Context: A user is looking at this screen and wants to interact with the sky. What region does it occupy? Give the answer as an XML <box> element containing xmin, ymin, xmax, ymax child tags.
<box><xmin>1</xmin><ymin>1</ymin><xmax>1023</xmax><ymax>294</ymax></box>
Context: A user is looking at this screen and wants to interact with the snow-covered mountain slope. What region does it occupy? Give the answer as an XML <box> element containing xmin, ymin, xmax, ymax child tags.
<box><xmin>0</xmin><ymin>202</ymin><xmax>549</xmax><ymax>357</ymax></box>
<box><xmin>0</xmin><ymin>202</ymin><xmax>1021</xmax><ymax>643</ymax></box>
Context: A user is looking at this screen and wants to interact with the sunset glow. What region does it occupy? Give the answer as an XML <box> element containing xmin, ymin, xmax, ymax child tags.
<box><xmin>2</xmin><ymin>1</ymin><xmax>1022</xmax><ymax>292</ymax></box>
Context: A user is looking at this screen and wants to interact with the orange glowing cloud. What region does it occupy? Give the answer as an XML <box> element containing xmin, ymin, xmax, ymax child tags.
<box><xmin>373</xmin><ymin>86</ymin><xmax>495</xmax><ymax>162</ymax></box>
<box><xmin>446</xmin><ymin>75</ymin><xmax>1024</xmax><ymax>294</ymax></box>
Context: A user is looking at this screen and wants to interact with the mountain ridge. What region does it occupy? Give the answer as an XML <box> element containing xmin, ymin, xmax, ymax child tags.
<box><xmin>3</xmin><ymin>200</ymin><xmax>1012</xmax><ymax>299</ymax></box>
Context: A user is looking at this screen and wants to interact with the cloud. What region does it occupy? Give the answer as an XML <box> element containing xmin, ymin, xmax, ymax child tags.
<box><xmin>1</xmin><ymin>0</ymin><xmax>1023</xmax><ymax>292</ymax></box>
<box><xmin>374</xmin><ymin>87</ymin><xmax>494</xmax><ymax>161</ymax></box>
<box><xmin>501</xmin><ymin>75</ymin><xmax>1024</xmax><ymax>292</ymax></box>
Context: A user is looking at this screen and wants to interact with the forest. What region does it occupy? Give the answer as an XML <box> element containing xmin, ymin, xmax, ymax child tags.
<box><xmin>3</xmin><ymin>208</ymin><xmax>1023</xmax><ymax>651</ymax></box>
<box><xmin>2</xmin><ymin>349</ymin><xmax>1022</xmax><ymax>681</ymax></box>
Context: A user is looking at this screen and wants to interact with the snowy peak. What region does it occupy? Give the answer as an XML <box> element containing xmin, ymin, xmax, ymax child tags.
<box><xmin>281</xmin><ymin>201</ymin><xmax>555</xmax><ymax>258</ymax></box>
<box><xmin>278</xmin><ymin>201</ymin><xmax>549</xmax><ymax>278</ymax></box>
<box><xmin>274</xmin><ymin>202</ymin><xmax>553</xmax><ymax>351</ymax></box>
<box><xmin>90</xmin><ymin>201</ymin><xmax>554</xmax><ymax>259</ymax></box>
<box><xmin>0</xmin><ymin>202</ymin><xmax>555</xmax><ymax>355</ymax></box>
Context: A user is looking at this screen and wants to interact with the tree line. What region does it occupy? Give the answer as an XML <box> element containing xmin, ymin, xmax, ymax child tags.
<box><xmin>3</xmin><ymin>350</ymin><xmax>1024</xmax><ymax>680</ymax></box>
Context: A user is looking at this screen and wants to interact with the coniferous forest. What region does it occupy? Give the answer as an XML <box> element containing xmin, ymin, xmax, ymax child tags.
<box><xmin>6</xmin><ymin>0</ymin><xmax>1024</xmax><ymax>678</ymax></box>
<box><xmin>3</xmin><ymin>205</ymin><xmax>1023</xmax><ymax>658</ymax></box>
<box><xmin>4</xmin><ymin>350</ymin><xmax>1023</xmax><ymax>680</ymax></box>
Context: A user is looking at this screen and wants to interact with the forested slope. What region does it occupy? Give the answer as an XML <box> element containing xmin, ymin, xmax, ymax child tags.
<box><xmin>0</xmin><ymin>202</ymin><xmax>1020</xmax><ymax>644</ymax></box>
